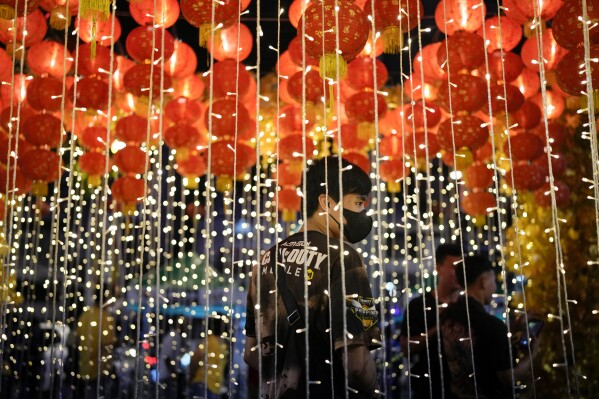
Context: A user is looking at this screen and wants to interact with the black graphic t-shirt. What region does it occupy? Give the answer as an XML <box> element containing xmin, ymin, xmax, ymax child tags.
<box><xmin>245</xmin><ymin>231</ymin><xmax>382</xmax><ymax>398</ymax></box>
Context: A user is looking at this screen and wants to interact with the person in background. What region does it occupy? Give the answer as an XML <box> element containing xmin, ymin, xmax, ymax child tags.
<box><xmin>189</xmin><ymin>317</ymin><xmax>229</xmax><ymax>399</ymax></box>
<box><xmin>399</xmin><ymin>243</ymin><xmax>462</xmax><ymax>398</ymax></box>
<box><xmin>244</xmin><ymin>156</ymin><xmax>381</xmax><ymax>398</ymax></box>
<box><xmin>440</xmin><ymin>255</ymin><xmax>539</xmax><ymax>399</ymax></box>
<box><xmin>75</xmin><ymin>288</ymin><xmax>117</xmax><ymax>399</ymax></box>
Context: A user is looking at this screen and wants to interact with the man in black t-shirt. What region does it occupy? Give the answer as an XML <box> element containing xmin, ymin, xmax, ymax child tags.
<box><xmin>399</xmin><ymin>244</ymin><xmax>462</xmax><ymax>398</ymax></box>
<box><xmin>440</xmin><ymin>256</ymin><xmax>539</xmax><ymax>399</ymax></box>
<box><xmin>244</xmin><ymin>157</ymin><xmax>381</xmax><ymax>399</ymax></box>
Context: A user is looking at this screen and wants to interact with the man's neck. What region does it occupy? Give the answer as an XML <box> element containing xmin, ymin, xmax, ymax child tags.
<box><xmin>436</xmin><ymin>283</ymin><xmax>459</xmax><ymax>304</ymax></box>
<box><xmin>300</xmin><ymin>216</ymin><xmax>337</xmax><ymax>238</ymax></box>
<box><xmin>465</xmin><ymin>290</ymin><xmax>486</xmax><ymax>306</ymax></box>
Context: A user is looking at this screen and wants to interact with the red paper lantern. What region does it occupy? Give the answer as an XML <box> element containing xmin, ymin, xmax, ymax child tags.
<box><xmin>26</xmin><ymin>77</ymin><xmax>63</xmax><ymax>111</ymax></box>
<box><xmin>413</xmin><ymin>43</ymin><xmax>447</xmax><ymax>81</ymax></box>
<box><xmin>358</xmin><ymin>35</ymin><xmax>385</xmax><ymax>58</ymax></box>
<box><xmin>0</xmin><ymin>106</ymin><xmax>35</xmax><ymax>133</ymax></box>
<box><xmin>207</xmin><ymin>22</ymin><xmax>253</xmax><ymax>62</ymax></box>
<box><xmin>485</xmin><ymin>51</ymin><xmax>524</xmax><ymax>84</ymax></box>
<box><xmin>112</xmin><ymin>56</ymin><xmax>135</xmax><ymax>93</ymax></box>
<box><xmin>435</xmin><ymin>0</ymin><xmax>485</xmax><ymax>35</ymax></box>
<box><xmin>180</xmin><ymin>0</ymin><xmax>240</xmax><ymax>47</ymax></box>
<box><xmin>0</xmin><ymin>0</ymin><xmax>40</xmax><ymax>18</ymax></box>
<box><xmin>510</xmin><ymin>0</ymin><xmax>565</xmax><ymax>21</ymax></box>
<box><xmin>488</xmin><ymin>83</ymin><xmax>525</xmax><ymax>113</ymax></box>
<box><xmin>520</xmin><ymin>29</ymin><xmax>568</xmax><ymax>73</ymax></box>
<box><xmin>276</xmin><ymin>51</ymin><xmax>301</xmax><ymax>78</ymax></box>
<box><xmin>278</xmin><ymin>134</ymin><xmax>316</xmax><ymax>161</ymax></box>
<box><xmin>278</xmin><ymin>104</ymin><xmax>314</xmax><ymax>137</ymax></box>
<box><xmin>464</xmin><ymin>162</ymin><xmax>493</xmax><ymax>190</ymax></box>
<box><xmin>114</xmin><ymin>145</ymin><xmax>147</xmax><ymax>175</ymax></box>
<box><xmin>204</xmin><ymin>98</ymin><xmax>251</xmax><ymax>140</ymax></box>
<box><xmin>531</xmin><ymin>121</ymin><xmax>568</xmax><ymax>149</ymax></box>
<box><xmin>19</xmin><ymin>147</ymin><xmax>61</xmax><ymax>182</ymax></box>
<box><xmin>437</xmin><ymin>74</ymin><xmax>487</xmax><ymax>114</ymax></box>
<box><xmin>171</xmin><ymin>74</ymin><xmax>205</xmax><ymax>100</ymax></box>
<box><xmin>287</xmin><ymin>70</ymin><xmax>325</xmax><ymax>104</ymax></box>
<box><xmin>535</xmin><ymin>151</ymin><xmax>567</xmax><ymax>179</ymax></box>
<box><xmin>404</xmin><ymin>132</ymin><xmax>440</xmax><ymax>159</ymax></box>
<box><xmin>76</xmin><ymin>16</ymin><xmax>122</xmax><ymax>47</ymax></box>
<box><xmin>165</xmin><ymin>97</ymin><xmax>204</xmax><ymax>125</ymax></box>
<box><xmin>512</xmin><ymin>100</ymin><xmax>542</xmax><ymax>130</ymax></box>
<box><xmin>0</xmin><ymin>163</ymin><xmax>31</xmax><ymax>195</ymax></box>
<box><xmin>364</xmin><ymin>0</ymin><xmax>422</xmax><ymax>53</ymax></box>
<box><xmin>405</xmin><ymin>101</ymin><xmax>442</xmax><ymax>131</ymax></box>
<box><xmin>479</xmin><ymin>16</ymin><xmax>522</xmax><ymax>53</ymax></box>
<box><xmin>513</xmin><ymin>67</ymin><xmax>540</xmax><ymax>98</ymax></box>
<box><xmin>80</xmin><ymin>125</ymin><xmax>109</xmax><ymax>150</ymax></box>
<box><xmin>534</xmin><ymin>180</ymin><xmax>570</xmax><ymax>208</ymax></box>
<box><xmin>212</xmin><ymin>59</ymin><xmax>252</xmax><ymax>99</ymax></box>
<box><xmin>210</xmin><ymin>139</ymin><xmax>255</xmax><ymax>177</ymax></box>
<box><xmin>123</xmin><ymin>64</ymin><xmax>172</xmax><ymax>99</ymax></box>
<box><xmin>504</xmin><ymin>132</ymin><xmax>544</xmax><ymax>161</ymax></box>
<box><xmin>287</xmin><ymin>36</ymin><xmax>320</xmax><ymax>68</ymax></box>
<box><xmin>437</xmin><ymin>115</ymin><xmax>488</xmax><ymax>152</ymax></box>
<box><xmin>338</xmin><ymin>123</ymin><xmax>370</xmax><ymax>152</ymax></box>
<box><xmin>165</xmin><ymin>41</ymin><xmax>197</xmax><ymax>79</ymax></box>
<box><xmin>379</xmin><ymin>135</ymin><xmax>403</xmax><ymax>159</ymax></box>
<box><xmin>0</xmin><ymin>9</ymin><xmax>47</xmax><ymax>47</ymax></box>
<box><xmin>556</xmin><ymin>45</ymin><xmax>599</xmax><ymax>97</ymax></box>
<box><xmin>22</xmin><ymin>113</ymin><xmax>64</xmax><ymax>148</ymax></box>
<box><xmin>506</xmin><ymin>162</ymin><xmax>546</xmax><ymax>191</ymax></box>
<box><xmin>126</xmin><ymin>25</ymin><xmax>176</xmax><ymax>63</ymax></box>
<box><xmin>461</xmin><ymin>191</ymin><xmax>496</xmax><ymax>217</ymax></box>
<box><xmin>298</xmin><ymin>0</ymin><xmax>370</xmax><ymax>79</ymax></box>
<box><xmin>27</xmin><ymin>41</ymin><xmax>72</xmax><ymax>79</ymax></box>
<box><xmin>1</xmin><ymin>74</ymin><xmax>29</xmax><ymax>106</ymax></box>
<box><xmin>176</xmin><ymin>151</ymin><xmax>207</xmax><ymax>179</ymax></box>
<box><xmin>552</xmin><ymin>0</ymin><xmax>599</xmax><ymax>50</ymax></box>
<box><xmin>129</xmin><ymin>0</ymin><xmax>180</xmax><ymax>28</ymax></box>
<box><xmin>0</xmin><ymin>130</ymin><xmax>30</xmax><ymax>164</ymax></box>
<box><xmin>79</xmin><ymin>151</ymin><xmax>107</xmax><ymax>182</ymax></box>
<box><xmin>164</xmin><ymin>123</ymin><xmax>203</xmax><ymax>150</ymax></box>
<box><xmin>346</xmin><ymin>57</ymin><xmax>388</xmax><ymax>91</ymax></box>
<box><xmin>343</xmin><ymin>151</ymin><xmax>370</xmax><ymax>174</ymax></box>
<box><xmin>115</xmin><ymin>114</ymin><xmax>148</xmax><ymax>145</ymax></box>
<box><xmin>288</xmin><ymin>0</ymin><xmax>306</xmax><ymax>29</ymax></box>
<box><xmin>76</xmin><ymin>44</ymin><xmax>116</xmax><ymax>77</ymax></box>
<box><xmin>277</xmin><ymin>186</ymin><xmax>301</xmax><ymax>221</ymax></box>
<box><xmin>380</xmin><ymin>159</ymin><xmax>406</xmax><ymax>192</ymax></box>
<box><xmin>345</xmin><ymin>91</ymin><xmax>387</xmax><ymax>124</ymax></box>
<box><xmin>437</xmin><ymin>31</ymin><xmax>486</xmax><ymax>72</ymax></box>
<box><xmin>72</xmin><ymin>77</ymin><xmax>109</xmax><ymax>110</ymax></box>
<box><xmin>0</xmin><ymin>48</ymin><xmax>11</xmax><ymax>83</ymax></box>
<box><xmin>275</xmin><ymin>160</ymin><xmax>303</xmax><ymax>187</ymax></box>
<box><xmin>111</xmin><ymin>176</ymin><xmax>145</xmax><ymax>206</ymax></box>
<box><xmin>530</xmin><ymin>90</ymin><xmax>565</xmax><ymax>120</ymax></box>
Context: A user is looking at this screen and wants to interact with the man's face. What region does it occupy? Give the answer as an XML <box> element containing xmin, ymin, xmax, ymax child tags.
<box><xmin>482</xmin><ymin>270</ymin><xmax>497</xmax><ymax>304</ymax></box>
<box><xmin>438</xmin><ymin>255</ymin><xmax>461</xmax><ymax>290</ymax></box>
<box><xmin>323</xmin><ymin>193</ymin><xmax>369</xmax><ymax>238</ymax></box>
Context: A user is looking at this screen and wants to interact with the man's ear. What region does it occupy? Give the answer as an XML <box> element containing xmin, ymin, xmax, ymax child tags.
<box><xmin>318</xmin><ymin>194</ymin><xmax>329</xmax><ymax>212</ymax></box>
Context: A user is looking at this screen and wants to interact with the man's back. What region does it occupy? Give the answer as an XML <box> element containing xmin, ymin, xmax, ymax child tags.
<box><xmin>245</xmin><ymin>231</ymin><xmax>381</xmax><ymax>398</ymax></box>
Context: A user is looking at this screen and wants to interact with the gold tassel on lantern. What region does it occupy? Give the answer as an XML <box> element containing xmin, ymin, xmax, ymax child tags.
<box><xmin>319</xmin><ymin>53</ymin><xmax>347</xmax><ymax>81</ymax></box>
<box><xmin>0</xmin><ymin>5</ymin><xmax>15</xmax><ymax>20</ymax></box>
<box><xmin>386</xmin><ymin>180</ymin><xmax>401</xmax><ymax>193</ymax></box>
<box><xmin>216</xmin><ymin>175</ymin><xmax>232</xmax><ymax>193</ymax></box>
<box><xmin>87</xmin><ymin>175</ymin><xmax>101</xmax><ymax>187</ymax></box>
<box><xmin>79</xmin><ymin>0</ymin><xmax>110</xmax><ymax>59</ymax></box>
<box><xmin>282</xmin><ymin>209</ymin><xmax>296</xmax><ymax>223</ymax></box>
<box><xmin>199</xmin><ymin>24</ymin><xmax>221</xmax><ymax>48</ymax></box>
<box><xmin>32</xmin><ymin>181</ymin><xmax>48</xmax><ymax>197</ymax></box>
<box><xmin>357</xmin><ymin>121</ymin><xmax>374</xmax><ymax>141</ymax></box>
<box><xmin>184</xmin><ymin>176</ymin><xmax>199</xmax><ymax>189</ymax></box>
<box><xmin>50</xmin><ymin>6</ymin><xmax>71</xmax><ymax>30</ymax></box>
<box><xmin>580</xmin><ymin>90</ymin><xmax>599</xmax><ymax>115</ymax></box>
<box><xmin>382</xmin><ymin>26</ymin><xmax>403</xmax><ymax>54</ymax></box>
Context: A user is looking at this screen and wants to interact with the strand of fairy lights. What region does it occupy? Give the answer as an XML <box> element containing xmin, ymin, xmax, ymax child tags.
<box><xmin>532</xmin><ymin>0</ymin><xmax>581</xmax><ymax>393</ymax></box>
<box><xmin>438</xmin><ymin>0</ymin><xmax>479</xmax><ymax>396</ymax></box>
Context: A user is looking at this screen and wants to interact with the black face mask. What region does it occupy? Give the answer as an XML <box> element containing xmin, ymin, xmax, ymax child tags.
<box><xmin>329</xmin><ymin>202</ymin><xmax>373</xmax><ymax>243</ymax></box>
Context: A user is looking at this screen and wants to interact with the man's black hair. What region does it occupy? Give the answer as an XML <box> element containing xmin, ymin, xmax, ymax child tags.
<box><xmin>435</xmin><ymin>243</ymin><xmax>462</xmax><ymax>265</ymax></box>
<box><xmin>455</xmin><ymin>255</ymin><xmax>495</xmax><ymax>288</ymax></box>
<box><xmin>301</xmin><ymin>156</ymin><xmax>372</xmax><ymax>219</ymax></box>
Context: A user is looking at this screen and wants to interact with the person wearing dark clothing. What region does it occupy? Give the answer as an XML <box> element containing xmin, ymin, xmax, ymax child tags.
<box><xmin>399</xmin><ymin>243</ymin><xmax>462</xmax><ymax>398</ymax></box>
<box><xmin>244</xmin><ymin>156</ymin><xmax>381</xmax><ymax>398</ymax></box>
<box><xmin>440</xmin><ymin>255</ymin><xmax>539</xmax><ymax>399</ymax></box>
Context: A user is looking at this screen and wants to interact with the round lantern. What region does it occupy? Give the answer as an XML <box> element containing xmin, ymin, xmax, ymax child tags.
<box><xmin>530</xmin><ymin>90</ymin><xmax>565</xmax><ymax>120</ymax></box>
<box><xmin>520</xmin><ymin>29</ymin><xmax>568</xmax><ymax>73</ymax></box>
<box><xmin>502</xmin><ymin>0</ymin><xmax>528</xmax><ymax>25</ymax></box>
<box><xmin>179</xmin><ymin>0</ymin><xmax>240</xmax><ymax>47</ymax></box>
<box><xmin>165</xmin><ymin>97</ymin><xmax>204</xmax><ymax>125</ymax></box>
<box><xmin>164</xmin><ymin>123</ymin><xmax>204</xmax><ymax>157</ymax></box>
<box><xmin>276</xmin><ymin>51</ymin><xmax>301</xmax><ymax>78</ymax></box>
<box><xmin>531</xmin><ymin>121</ymin><xmax>568</xmax><ymax>149</ymax></box>
<box><xmin>344</xmin><ymin>91</ymin><xmax>387</xmax><ymax>139</ymax></box>
<box><xmin>26</xmin><ymin>77</ymin><xmax>63</xmax><ymax>111</ymax></box>
<box><xmin>364</xmin><ymin>0</ymin><xmax>422</xmax><ymax>53</ymax></box>
<box><xmin>0</xmin><ymin>106</ymin><xmax>35</xmax><ymax>133</ymax></box>
<box><xmin>435</xmin><ymin>0</ymin><xmax>486</xmax><ymax>35</ymax></box>
<box><xmin>461</xmin><ymin>191</ymin><xmax>496</xmax><ymax>218</ymax></box>
<box><xmin>112</xmin><ymin>56</ymin><xmax>135</xmax><ymax>93</ymax></box>
<box><xmin>165</xmin><ymin>41</ymin><xmax>198</xmax><ymax>79</ymax></box>
<box><xmin>338</xmin><ymin>123</ymin><xmax>370</xmax><ymax>152</ymax></box>
<box><xmin>278</xmin><ymin>134</ymin><xmax>316</xmax><ymax>161</ymax></box>
<box><xmin>480</xmin><ymin>16</ymin><xmax>522</xmax><ymax>53</ymax></box>
<box><xmin>19</xmin><ymin>148</ymin><xmax>61</xmax><ymax>196</ymax></box>
<box><xmin>380</xmin><ymin>159</ymin><xmax>406</xmax><ymax>193</ymax></box>
<box><xmin>123</xmin><ymin>64</ymin><xmax>172</xmax><ymax>99</ymax></box>
<box><xmin>125</xmin><ymin>25</ymin><xmax>176</xmax><ymax>63</ymax></box>
<box><xmin>343</xmin><ymin>151</ymin><xmax>370</xmax><ymax>174</ymax></box>
<box><xmin>474</xmin><ymin>141</ymin><xmax>493</xmax><ymax>163</ymax></box>
<box><xmin>510</xmin><ymin>0</ymin><xmax>567</xmax><ymax>22</ymax></box>
<box><xmin>75</xmin><ymin>16</ymin><xmax>122</xmax><ymax>47</ymax></box>
<box><xmin>535</xmin><ymin>152</ymin><xmax>567</xmax><ymax>178</ymax></box>
<box><xmin>114</xmin><ymin>145</ymin><xmax>147</xmax><ymax>175</ymax></box>
<box><xmin>210</xmin><ymin>139</ymin><xmax>256</xmax><ymax>191</ymax></box>
<box><xmin>0</xmin><ymin>163</ymin><xmax>31</xmax><ymax>195</ymax></box>
<box><xmin>176</xmin><ymin>151</ymin><xmax>207</xmax><ymax>188</ymax></box>
<box><xmin>0</xmin><ymin>9</ymin><xmax>47</xmax><ymax>47</ymax></box>
<box><xmin>80</xmin><ymin>125</ymin><xmax>109</xmax><ymax>150</ymax></box>
<box><xmin>346</xmin><ymin>57</ymin><xmax>388</xmax><ymax>91</ymax></box>
<box><xmin>298</xmin><ymin>0</ymin><xmax>370</xmax><ymax>80</ymax></box>
<box><xmin>207</xmin><ymin>23</ymin><xmax>253</xmax><ymax>62</ymax></box>
<box><xmin>277</xmin><ymin>187</ymin><xmax>301</xmax><ymax>222</ymax></box>
<box><xmin>0</xmin><ymin>0</ymin><xmax>39</xmax><ymax>18</ymax></box>
<box><xmin>413</xmin><ymin>43</ymin><xmax>447</xmax><ymax>82</ymax></box>
<box><xmin>116</xmin><ymin>114</ymin><xmax>148</xmax><ymax>145</ymax></box>
<box><xmin>464</xmin><ymin>162</ymin><xmax>494</xmax><ymax>190</ymax></box>
<box><xmin>404</xmin><ymin>132</ymin><xmax>440</xmax><ymax>160</ymax></box>
<box><xmin>485</xmin><ymin>51</ymin><xmax>524</xmax><ymax>84</ymax></box>
<box><xmin>72</xmin><ymin>77</ymin><xmax>109</xmax><ymax>110</ymax></box>
<box><xmin>22</xmin><ymin>113</ymin><xmax>64</xmax><ymax>148</ymax></box>
<box><xmin>534</xmin><ymin>180</ymin><xmax>570</xmax><ymax>208</ymax></box>
<box><xmin>488</xmin><ymin>83</ymin><xmax>525</xmax><ymax>114</ymax></box>
<box><xmin>552</xmin><ymin>0</ymin><xmax>599</xmax><ymax>50</ymax></box>
<box><xmin>204</xmin><ymin>98</ymin><xmax>251</xmax><ymax>140</ymax></box>
<box><xmin>79</xmin><ymin>151</ymin><xmax>107</xmax><ymax>186</ymax></box>
<box><xmin>0</xmin><ymin>48</ymin><xmax>11</xmax><ymax>83</ymax></box>
<box><xmin>288</xmin><ymin>0</ymin><xmax>306</xmax><ymax>29</ymax></box>
<box><xmin>172</xmin><ymin>74</ymin><xmax>205</xmax><ymax>100</ymax></box>
<box><xmin>358</xmin><ymin>34</ymin><xmax>385</xmax><ymax>58</ymax></box>
<box><xmin>287</xmin><ymin>70</ymin><xmax>325</xmax><ymax>104</ymax></box>
<box><xmin>130</xmin><ymin>0</ymin><xmax>180</xmax><ymax>28</ymax></box>
<box><xmin>111</xmin><ymin>175</ymin><xmax>145</xmax><ymax>213</ymax></box>
<box><xmin>513</xmin><ymin>67</ymin><xmax>540</xmax><ymax>98</ymax></box>
<box><xmin>27</xmin><ymin>41</ymin><xmax>72</xmax><ymax>79</ymax></box>
<box><xmin>275</xmin><ymin>160</ymin><xmax>303</xmax><ymax>187</ymax></box>
<box><xmin>506</xmin><ymin>162</ymin><xmax>546</xmax><ymax>191</ymax></box>
<box><xmin>287</xmin><ymin>36</ymin><xmax>320</xmax><ymax>68</ymax></box>
<box><xmin>405</xmin><ymin>101</ymin><xmax>442</xmax><ymax>131</ymax></box>
<box><xmin>212</xmin><ymin>59</ymin><xmax>252</xmax><ymax>99</ymax></box>
<box><xmin>379</xmin><ymin>135</ymin><xmax>403</xmax><ymax>159</ymax></box>
<box><xmin>556</xmin><ymin>45</ymin><xmax>599</xmax><ymax>97</ymax></box>
<box><xmin>279</xmin><ymin>104</ymin><xmax>314</xmax><ymax>137</ymax></box>
<box><xmin>437</xmin><ymin>31</ymin><xmax>486</xmax><ymax>72</ymax></box>
<box><xmin>512</xmin><ymin>100</ymin><xmax>542</xmax><ymax>130</ymax></box>
<box><xmin>76</xmin><ymin>44</ymin><xmax>116</xmax><ymax>77</ymax></box>
<box><xmin>504</xmin><ymin>132</ymin><xmax>544</xmax><ymax>161</ymax></box>
<box><xmin>437</xmin><ymin>74</ymin><xmax>487</xmax><ymax>114</ymax></box>
<box><xmin>437</xmin><ymin>115</ymin><xmax>488</xmax><ymax>152</ymax></box>
<box><xmin>0</xmin><ymin>131</ymin><xmax>30</xmax><ymax>165</ymax></box>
